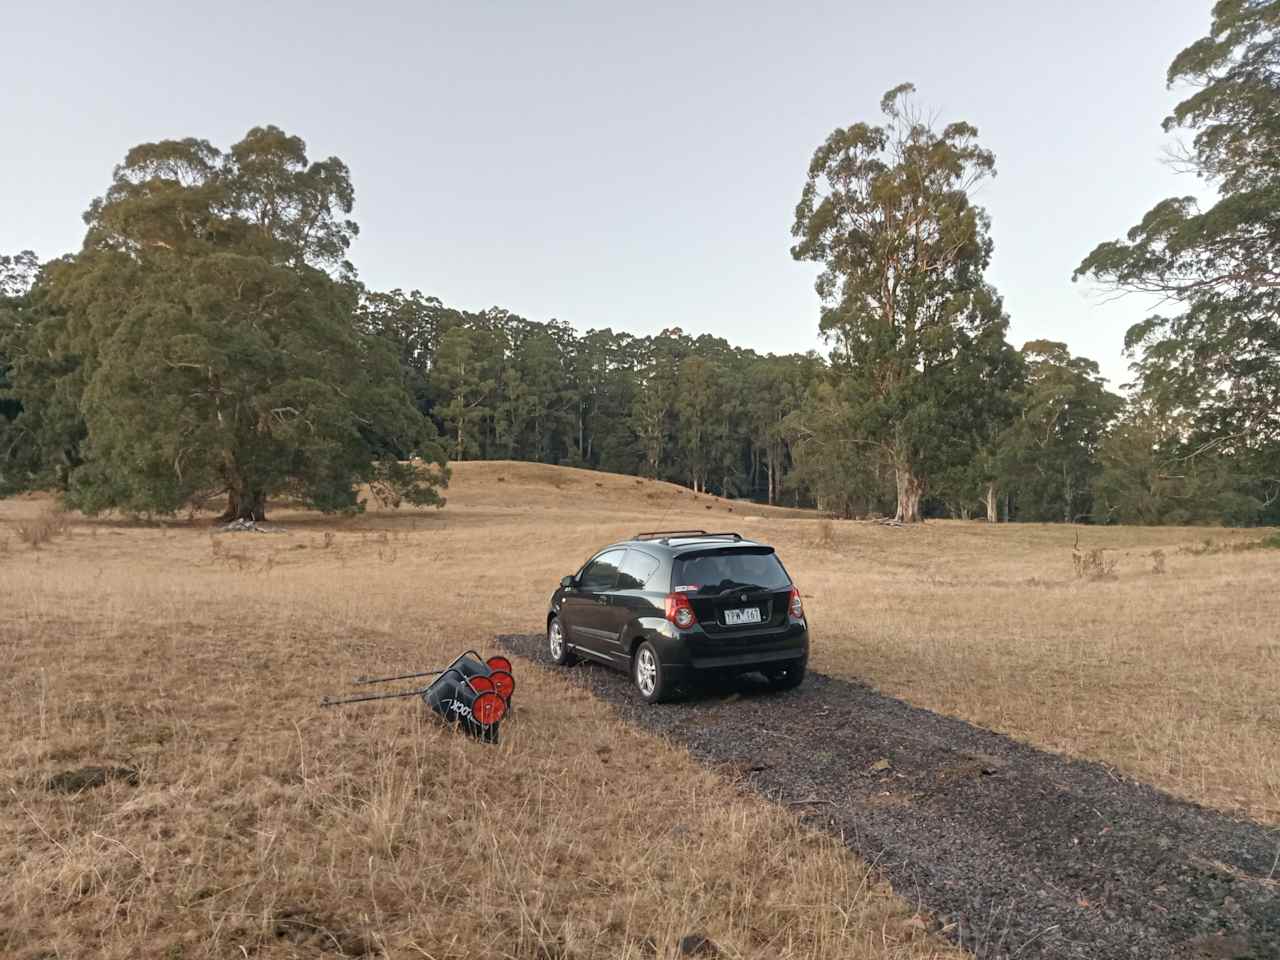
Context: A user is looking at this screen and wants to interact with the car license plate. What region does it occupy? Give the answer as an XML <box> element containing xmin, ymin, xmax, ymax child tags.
<box><xmin>724</xmin><ymin>606</ymin><xmax>762</xmax><ymax>626</ymax></box>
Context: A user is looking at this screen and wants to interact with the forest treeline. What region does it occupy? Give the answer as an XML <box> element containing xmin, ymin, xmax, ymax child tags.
<box><xmin>1</xmin><ymin>0</ymin><xmax>1277</xmax><ymax>525</ymax></box>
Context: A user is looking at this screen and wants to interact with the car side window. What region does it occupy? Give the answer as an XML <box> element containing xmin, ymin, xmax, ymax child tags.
<box><xmin>617</xmin><ymin>550</ymin><xmax>660</xmax><ymax>590</ymax></box>
<box><xmin>579</xmin><ymin>549</ymin><xmax>625</xmax><ymax>592</ymax></box>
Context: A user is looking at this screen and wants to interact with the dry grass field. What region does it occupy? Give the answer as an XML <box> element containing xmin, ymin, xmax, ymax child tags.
<box><xmin>3</xmin><ymin>459</ymin><xmax>1278</xmax><ymax>959</ymax></box>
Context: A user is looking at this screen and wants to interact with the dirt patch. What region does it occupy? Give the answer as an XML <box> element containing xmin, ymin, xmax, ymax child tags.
<box><xmin>44</xmin><ymin>765</ymin><xmax>138</xmax><ymax>793</ymax></box>
<box><xmin>500</xmin><ymin>634</ymin><xmax>1280</xmax><ymax>960</ymax></box>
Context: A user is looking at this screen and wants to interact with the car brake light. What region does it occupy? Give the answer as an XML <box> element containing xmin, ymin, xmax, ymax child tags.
<box><xmin>788</xmin><ymin>586</ymin><xmax>804</xmax><ymax>619</ymax></box>
<box><xmin>665</xmin><ymin>592</ymin><xmax>697</xmax><ymax>629</ymax></box>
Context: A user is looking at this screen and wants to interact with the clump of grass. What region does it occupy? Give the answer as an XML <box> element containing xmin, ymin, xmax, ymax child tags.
<box><xmin>1072</xmin><ymin>534</ymin><xmax>1117</xmax><ymax>580</ymax></box>
<box><xmin>15</xmin><ymin>508</ymin><xmax>71</xmax><ymax>549</ymax></box>
<box><xmin>1179</xmin><ymin>532</ymin><xmax>1280</xmax><ymax>555</ymax></box>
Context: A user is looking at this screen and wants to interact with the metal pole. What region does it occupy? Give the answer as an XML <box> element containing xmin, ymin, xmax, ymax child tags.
<box><xmin>320</xmin><ymin>687</ymin><xmax>426</xmax><ymax>707</ymax></box>
<box><xmin>353</xmin><ymin>669</ymin><xmax>445</xmax><ymax>686</ymax></box>
<box><xmin>352</xmin><ymin>651</ymin><xmax>482</xmax><ymax>687</ymax></box>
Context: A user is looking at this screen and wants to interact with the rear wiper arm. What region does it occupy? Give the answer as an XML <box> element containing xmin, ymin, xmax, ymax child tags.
<box><xmin>715</xmin><ymin>583</ymin><xmax>765</xmax><ymax>596</ymax></box>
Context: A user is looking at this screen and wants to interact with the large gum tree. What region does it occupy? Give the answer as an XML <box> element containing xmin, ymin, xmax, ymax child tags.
<box><xmin>4</xmin><ymin>127</ymin><xmax>447</xmax><ymax>520</ymax></box>
<box><xmin>1076</xmin><ymin>0</ymin><xmax>1280</xmax><ymax>518</ymax></box>
<box><xmin>791</xmin><ymin>84</ymin><xmax>1008</xmax><ymax>522</ymax></box>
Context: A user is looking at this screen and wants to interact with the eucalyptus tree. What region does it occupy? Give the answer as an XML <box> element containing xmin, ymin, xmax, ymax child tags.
<box><xmin>5</xmin><ymin>129</ymin><xmax>446</xmax><ymax>519</ymax></box>
<box><xmin>630</xmin><ymin>329</ymin><xmax>687</xmax><ymax>479</ymax></box>
<box><xmin>784</xmin><ymin>378</ymin><xmax>890</xmax><ymax>518</ymax></box>
<box><xmin>1076</xmin><ymin>0</ymin><xmax>1280</xmax><ymax>514</ymax></box>
<box><xmin>434</xmin><ymin>324</ymin><xmax>495</xmax><ymax>461</ymax></box>
<box><xmin>1000</xmin><ymin>341</ymin><xmax>1120</xmax><ymax>522</ymax></box>
<box><xmin>0</xmin><ymin>251</ymin><xmax>40</xmax><ymax>480</ymax></box>
<box><xmin>745</xmin><ymin>354</ymin><xmax>816</xmax><ymax>504</ymax></box>
<box><xmin>791</xmin><ymin>84</ymin><xmax>1008</xmax><ymax>522</ymax></box>
<box><xmin>356</xmin><ymin>287</ymin><xmax>450</xmax><ymax>414</ymax></box>
<box><xmin>1094</xmin><ymin>400</ymin><xmax>1261</xmax><ymax>525</ymax></box>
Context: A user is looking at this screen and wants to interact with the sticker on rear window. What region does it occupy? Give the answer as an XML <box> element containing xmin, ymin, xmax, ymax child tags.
<box><xmin>673</xmin><ymin>584</ymin><xmax>698</xmax><ymax>592</ymax></box>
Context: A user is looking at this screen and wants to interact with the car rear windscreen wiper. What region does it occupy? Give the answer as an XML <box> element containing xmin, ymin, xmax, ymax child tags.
<box><xmin>714</xmin><ymin>583</ymin><xmax>765</xmax><ymax>596</ymax></box>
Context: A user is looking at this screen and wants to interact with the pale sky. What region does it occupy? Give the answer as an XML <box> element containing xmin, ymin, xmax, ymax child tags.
<box><xmin>3</xmin><ymin>1</ymin><xmax>1213</xmax><ymax>387</ymax></box>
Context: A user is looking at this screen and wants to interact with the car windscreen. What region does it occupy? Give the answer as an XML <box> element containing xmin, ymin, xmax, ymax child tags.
<box><xmin>672</xmin><ymin>548</ymin><xmax>790</xmax><ymax>594</ymax></box>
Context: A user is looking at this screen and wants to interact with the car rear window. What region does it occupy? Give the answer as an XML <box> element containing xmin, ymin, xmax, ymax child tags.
<box><xmin>672</xmin><ymin>548</ymin><xmax>791</xmax><ymax>594</ymax></box>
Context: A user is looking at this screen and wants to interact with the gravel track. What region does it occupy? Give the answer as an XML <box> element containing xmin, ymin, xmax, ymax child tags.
<box><xmin>499</xmin><ymin>634</ymin><xmax>1280</xmax><ymax>960</ymax></box>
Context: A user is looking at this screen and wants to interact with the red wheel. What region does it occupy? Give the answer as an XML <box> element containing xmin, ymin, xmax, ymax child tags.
<box><xmin>489</xmin><ymin>670</ymin><xmax>515</xmax><ymax>701</ymax></box>
<box><xmin>486</xmin><ymin>656</ymin><xmax>513</xmax><ymax>674</ymax></box>
<box><xmin>471</xmin><ymin>691</ymin><xmax>506</xmax><ymax>726</ymax></box>
<box><xmin>468</xmin><ymin>675</ymin><xmax>495</xmax><ymax>694</ymax></box>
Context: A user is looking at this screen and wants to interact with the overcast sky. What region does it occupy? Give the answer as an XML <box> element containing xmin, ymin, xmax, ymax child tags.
<box><xmin>4</xmin><ymin>1</ymin><xmax>1214</xmax><ymax>387</ymax></box>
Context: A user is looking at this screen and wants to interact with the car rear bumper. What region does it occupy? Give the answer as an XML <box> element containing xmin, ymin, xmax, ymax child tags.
<box><xmin>651</xmin><ymin>620</ymin><xmax>809</xmax><ymax>675</ymax></box>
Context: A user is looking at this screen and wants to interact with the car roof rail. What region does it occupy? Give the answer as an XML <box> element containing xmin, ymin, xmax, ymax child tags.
<box><xmin>633</xmin><ymin>530</ymin><xmax>744</xmax><ymax>544</ymax></box>
<box><xmin>633</xmin><ymin>529</ymin><xmax>709</xmax><ymax>541</ymax></box>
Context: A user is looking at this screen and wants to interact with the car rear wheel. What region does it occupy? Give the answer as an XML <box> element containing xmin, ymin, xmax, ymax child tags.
<box><xmin>548</xmin><ymin>616</ymin><xmax>576</xmax><ymax>666</ymax></box>
<box><xmin>765</xmin><ymin>656</ymin><xmax>806</xmax><ymax>691</ymax></box>
<box><xmin>633</xmin><ymin>641</ymin><xmax>671</xmax><ymax>704</ymax></box>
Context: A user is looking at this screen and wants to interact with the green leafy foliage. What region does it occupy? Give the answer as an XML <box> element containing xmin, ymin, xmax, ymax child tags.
<box><xmin>2</xmin><ymin>130</ymin><xmax>446</xmax><ymax>519</ymax></box>
<box><xmin>998</xmin><ymin>341</ymin><xmax>1121</xmax><ymax>522</ymax></box>
<box><xmin>1076</xmin><ymin>0</ymin><xmax>1280</xmax><ymax>524</ymax></box>
<box><xmin>790</xmin><ymin>84</ymin><xmax>1016</xmax><ymax>522</ymax></box>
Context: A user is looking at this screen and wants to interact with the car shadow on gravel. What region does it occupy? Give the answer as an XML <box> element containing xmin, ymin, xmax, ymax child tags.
<box><xmin>499</xmin><ymin>634</ymin><xmax>1279</xmax><ymax>960</ymax></box>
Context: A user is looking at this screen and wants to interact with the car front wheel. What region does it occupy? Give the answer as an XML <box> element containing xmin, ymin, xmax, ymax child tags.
<box><xmin>548</xmin><ymin>616</ymin><xmax>576</xmax><ymax>666</ymax></box>
<box><xmin>633</xmin><ymin>640</ymin><xmax>671</xmax><ymax>703</ymax></box>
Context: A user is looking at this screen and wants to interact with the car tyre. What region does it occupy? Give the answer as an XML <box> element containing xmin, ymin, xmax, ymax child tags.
<box><xmin>548</xmin><ymin>616</ymin><xmax>576</xmax><ymax>666</ymax></box>
<box><xmin>632</xmin><ymin>640</ymin><xmax>671</xmax><ymax>704</ymax></box>
<box><xmin>765</xmin><ymin>656</ymin><xmax>806</xmax><ymax>691</ymax></box>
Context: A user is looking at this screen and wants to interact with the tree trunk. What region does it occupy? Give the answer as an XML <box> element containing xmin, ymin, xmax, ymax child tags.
<box><xmin>767</xmin><ymin>456</ymin><xmax>775</xmax><ymax>505</ymax></box>
<box><xmin>894</xmin><ymin>464</ymin><xmax>924</xmax><ymax>523</ymax></box>
<box><xmin>220</xmin><ymin>488</ymin><xmax>266</xmax><ymax>522</ymax></box>
<box><xmin>985</xmin><ymin>482</ymin><xmax>999</xmax><ymax>523</ymax></box>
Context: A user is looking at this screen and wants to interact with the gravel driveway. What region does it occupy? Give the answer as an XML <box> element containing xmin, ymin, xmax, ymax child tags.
<box><xmin>499</xmin><ymin>634</ymin><xmax>1279</xmax><ymax>960</ymax></box>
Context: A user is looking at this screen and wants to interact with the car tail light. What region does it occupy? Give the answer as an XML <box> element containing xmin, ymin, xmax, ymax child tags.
<box><xmin>665</xmin><ymin>592</ymin><xmax>697</xmax><ymax>629</ymax></box>
<box><xmin>788</xmin><ymin>586</ymin><xmax>804</xmax><ymax>620</ymax></box>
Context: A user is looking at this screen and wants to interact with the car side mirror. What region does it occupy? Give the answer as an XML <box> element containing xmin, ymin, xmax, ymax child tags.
<box><xmin>561</xmin><ymin>575</ymin><xmax>575</xmax><ymax>589</ymax></box>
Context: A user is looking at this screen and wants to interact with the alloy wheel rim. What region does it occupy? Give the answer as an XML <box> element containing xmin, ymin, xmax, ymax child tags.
<box><xmin>549</xmin><ymin>621</ymin><xmax>563</xmax><ymax>658</ymax></box>
<box><xmin>636</xmin><ymin>648</ymin><xmax>657</xmax><ymax>696</ymax></box>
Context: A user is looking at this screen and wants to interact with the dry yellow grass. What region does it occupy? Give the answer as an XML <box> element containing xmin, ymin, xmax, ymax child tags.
<box><xmin>3</xmin><ymin>460</ymin><xmax>1278</xmax><ymax>958</ymax></box>
<box><xmin>0</xmin><ymin>467</ymin><xmax>961</xmax><ymax>960</ymax></box>
<box><xmin>776</xmin><ymin>512</ymin><xmax>1280</xmax><ymax>825</ymax></box>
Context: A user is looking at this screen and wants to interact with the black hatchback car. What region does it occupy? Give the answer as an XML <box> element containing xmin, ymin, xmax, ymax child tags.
<box><xmin>546</xmin><ymin>530</ymin><xmax>809</xmax><ymax>702</ymax></box>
